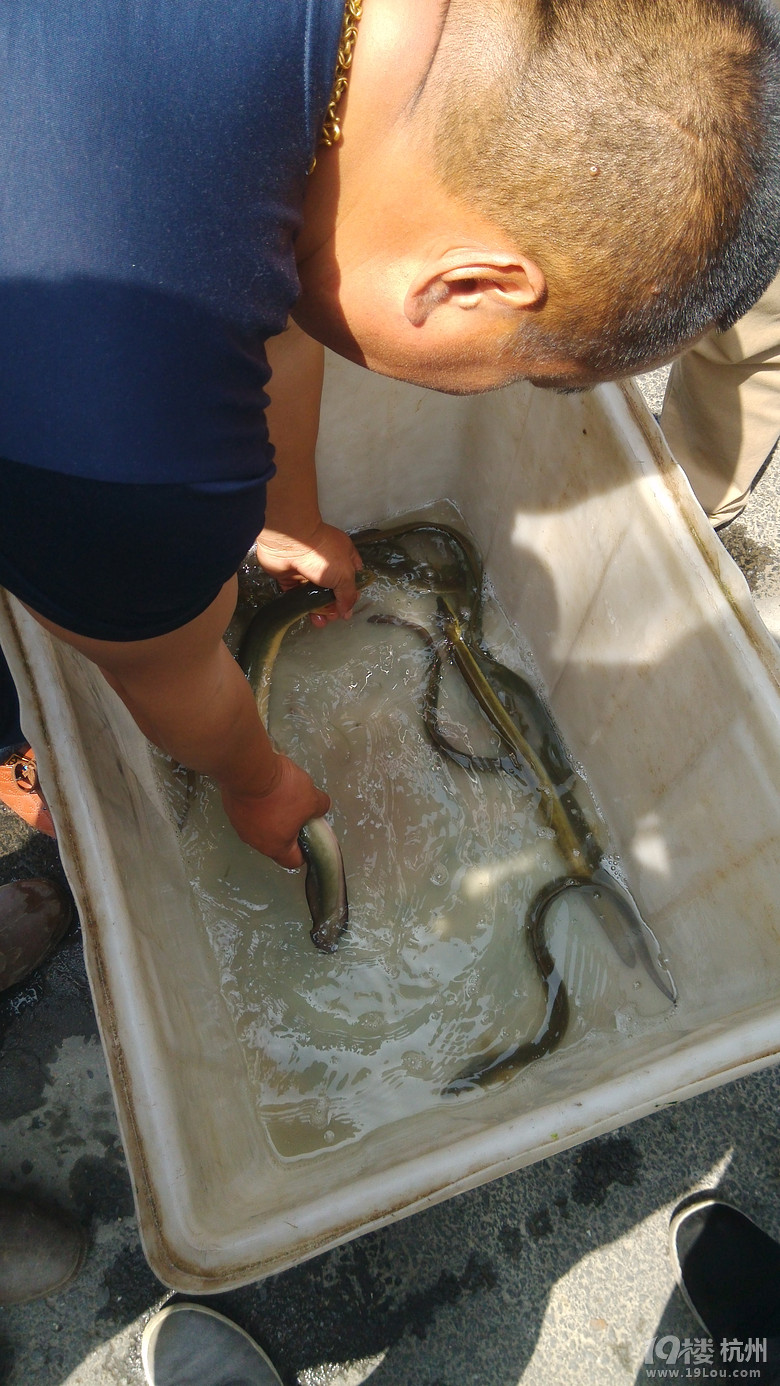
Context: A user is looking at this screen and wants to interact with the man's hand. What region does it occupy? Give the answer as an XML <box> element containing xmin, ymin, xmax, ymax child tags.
<box><xmin>255</xmin><ymin>521</ymin><xmax>363</xmax><ymax>624</ymax></box>
<box><xmin>221</xmin><ymin>753</ymin><xmax>330</xmax><ymax>868</ymax></box>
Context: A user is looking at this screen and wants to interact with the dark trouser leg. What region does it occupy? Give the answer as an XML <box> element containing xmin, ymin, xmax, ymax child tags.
<box><xmin>0</xmin><ymin>645</ymin><xmax>23</xmax><ymax>756</ymax></box>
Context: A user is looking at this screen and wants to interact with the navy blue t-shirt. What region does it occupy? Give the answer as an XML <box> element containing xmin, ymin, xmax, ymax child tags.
<box><xmin>0</xmin><ymin>0</ymin><xmax>345</xmax><ymax>485</ymax></box>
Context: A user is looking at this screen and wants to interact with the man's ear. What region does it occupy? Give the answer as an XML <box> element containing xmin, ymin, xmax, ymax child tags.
<box><xmin>404</xmin><ymin>254</ymin><xmax>547</xmax><ymax>327</ymax></box>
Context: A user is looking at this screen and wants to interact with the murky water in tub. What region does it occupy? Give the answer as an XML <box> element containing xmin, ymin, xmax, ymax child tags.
<box><xmin>158</xmin><ymin>510</ymin><xmax>673</xmax><ymax>1158</ymax></box>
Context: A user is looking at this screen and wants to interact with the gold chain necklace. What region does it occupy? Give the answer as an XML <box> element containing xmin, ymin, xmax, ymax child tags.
<box><xmin>319</xmin><ymin>0</ymin><xmax>363</xmax><ymax>150</ymax></box>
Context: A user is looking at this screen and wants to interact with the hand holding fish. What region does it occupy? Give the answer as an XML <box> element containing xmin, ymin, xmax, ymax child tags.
<box><xmin>255</xmin><ymin>521</ymin><xmax>363</xmax><ymax>625</ymax></box>
<box><xmin>220</xmin><ymin>753</ymin><xmax>331</xmax><ymax>870</ymax></box>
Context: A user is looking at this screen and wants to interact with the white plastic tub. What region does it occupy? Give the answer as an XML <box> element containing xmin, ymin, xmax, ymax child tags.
<box><xmin>3</xmin><ymin>356</ymin><xmax>780</xmax><ymax>1292</ymax></box>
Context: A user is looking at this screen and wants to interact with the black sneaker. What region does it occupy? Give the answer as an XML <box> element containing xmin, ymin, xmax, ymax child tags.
<box><xmin>670</xmin><ymin>1195</ymin><xmax>780</xmax><ymax>1382</ymax></box>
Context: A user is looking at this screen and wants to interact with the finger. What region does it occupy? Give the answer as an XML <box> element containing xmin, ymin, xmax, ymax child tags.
<box><xmin>310</xmin><ymin>603</ymin><xmax>338</xmax><ymax>627</ymax></box>
<box><xmin>313</xmin><ymin>788</ymin><xmax>331</xmax><ymax>817</ymax></box>
<box><xmin>333</xmin><ymin>574</ymin><xmax>359</xmax><ymax>620</ymax></box>
<box><xmin>278</xmin><ymin>574</ymin><xmax>311</xmax><ymax>592</ymax></box>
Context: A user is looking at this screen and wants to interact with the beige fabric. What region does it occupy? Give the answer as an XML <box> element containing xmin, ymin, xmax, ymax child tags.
<box><xmin>660</xmin><ymin>272</ymin><xmax>780</xmax><ymax>526</ymax></box>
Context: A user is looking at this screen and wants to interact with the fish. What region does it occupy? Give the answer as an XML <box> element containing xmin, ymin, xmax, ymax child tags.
<box><xmin>579</xmin><ymin>863</ymin><xmax>675</xmax><ymax>998</ymax></box>
<box><xmin>353</xmin><ymin>520</ymin><xmax>484</xmax><ymax>638</ymax></box>
<box><xmin>367</xmin><ymin>611</ymin><xmax>514</xmax><ymax>775</ymax></box>
<box><xmin>237</xmin><ymin>580</ymin><xmax>358</xmax><ymax>953</ymax></box>
<box><xmin>473</xmin><ymin>647</ymin><xmax>578</xmax><ymax>786</ymax></box>
<box><xmin>370</xmin><ymin>601</ymin><xmax>601</xmax><ymax>868</ymax></box>
<box><xmin>299</xmin><ymin>815</ymin><xmax>349</xmax><ymax>953</ymax></box>
<box><xmin>238</xmin><ymin>582</ymin><xmax>348</xmax><ymax>726</ymax></box>
<box><xmin>447</xmin><ymin>632</ymin><xmax>603</xmax><ymax>870</ymax></box>
<box><xmin>443</xmin><ymin>868</ymin><xmax>675</xmax><ymax>1094</ymax></box>
<box><xmin>434</xmin><ymin>596</ymin><xmax>588</xmax><ymax>868</ymax></box>
<box><xmin>435</xmin><ymin>599</ymin><xmax>676</xmax><ymax>1081</ymax></box>
<box><xmin>367</xmin><ymin>594</ymin><xmax>675</xmax><ymax>1093</ymax></box>
<box><xmin>442</xmin><ymin>875</ymin><xmax>572</xmax><ymax>1094</ymax></box>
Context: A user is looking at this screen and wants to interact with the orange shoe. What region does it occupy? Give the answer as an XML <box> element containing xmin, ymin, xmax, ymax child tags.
<box><xmin>0</xmin><ymin>746</ymin><xmax>56</xmax><ymax>838</ymax></box>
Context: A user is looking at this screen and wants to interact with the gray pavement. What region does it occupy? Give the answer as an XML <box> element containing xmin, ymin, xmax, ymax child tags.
<box><xmin>2</xmin><ymin>370</ymin><xmax>780</xmax><ymax>1385</ymax></box>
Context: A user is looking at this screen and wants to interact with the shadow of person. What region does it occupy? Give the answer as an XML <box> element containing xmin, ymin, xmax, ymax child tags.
<box><xmin>0</xmin><ymin>1053</ymin><xmax>774</xmax><ymax>1385</ymax></box>
<box><xmin>192</xmin><ymin>1066</ymin><xmax>780</xmax><ymax>1386</ymax></box>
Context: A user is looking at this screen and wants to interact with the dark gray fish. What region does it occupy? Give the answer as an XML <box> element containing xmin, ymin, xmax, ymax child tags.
<box><xmin>365</xmin><ymin>595</ymin><xmax>675</xmax><ymax>1094</ymax></box>
<box><xmin>443</xmin><ymin>869</ymin><xmax>675</xmax><ymax>1095</ymax></box>
<box><xmin>443</xmin><ymin>875</ymin><xmax>572</xmax><ymax>1094</ymax></box>
<box><xmin>353</xmin><ymin>520</ymin><xmax>484</xmax><ymax>638</ymax></box>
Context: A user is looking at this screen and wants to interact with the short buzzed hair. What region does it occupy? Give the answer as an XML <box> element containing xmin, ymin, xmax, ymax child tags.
<box><xmin>430</xmin><ymin>0</ymin><xmax>780</xmax><ymax>374</ymax></box>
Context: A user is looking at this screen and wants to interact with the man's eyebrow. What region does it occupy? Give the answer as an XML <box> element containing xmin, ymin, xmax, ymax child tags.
<box><xmin>404</xmin><ymin>0</ymin><xmax>451</xmax><ymax>115</ymax></box>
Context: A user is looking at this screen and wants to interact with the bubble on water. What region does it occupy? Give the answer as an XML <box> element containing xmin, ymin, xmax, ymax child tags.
<box><xmin>323</xmin><ymin>1129</ymin><xmax>336</xmax><ymax>1144</ymax></box>
<box><xmin>614</xmin><ymin>1006</ymin><xmax>638</xmax><ymax>1036</ymax></box>
<box><xmin>430</xmin><ymin>864</ymin><xmax>449</xmax><ymax>887</ymax></box>
<box><xmin>402</xmin><ymin>1051</ymin><xmax>425</xmax><ymax>1073</ymax></box>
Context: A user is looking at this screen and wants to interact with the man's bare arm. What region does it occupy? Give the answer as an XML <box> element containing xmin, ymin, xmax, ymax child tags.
<box><xmin>24</xmin><ymin>578</ymin><xmax>329</xmax><ymax>868</ymax></box>
<box><xmin>257</xmin><ymin>319</ymin><xmax>362</xmax><ymax>624</ymax></box>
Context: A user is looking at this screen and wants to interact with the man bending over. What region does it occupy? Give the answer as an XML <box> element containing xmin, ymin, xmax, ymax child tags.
<box><xmin>0</xmin><ymin>0</ymin><xmax>778</xmax><ymax>864</ymax></box>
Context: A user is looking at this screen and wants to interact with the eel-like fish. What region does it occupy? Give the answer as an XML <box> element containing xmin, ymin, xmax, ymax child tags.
<box><xmin>367</xmin><ymin>611</ymin><xmax>512</xmax><ymax>775</ymax></box>
<box><xmin>298</xmin><ymin>815</ymin><xmax>349</xmax><ymax>953</ymax></box>
<box><xmin>442</xmin><ymin>867</ymin><xmax>675</xmax><ymax>1095</ymax></box>
<box><xmin>369</xmin><ymin>595</ymin><xmax>675</xmax><ymax>1093</ymax></box>
<box><xmin>353</xmin><ymin>520</ymin><xmax>484</xmax><ymax>639</ymax></box>
<box><xmin>239</xmin><ymin>582</ymin><xmax>345</xmax><ymax>726</ymax></box>
<box><xmin>433</xmin><ymin>598</ymin><xmax>675</xmax><ymax>1091</ymax></box>
<box><xmin>442</xmin><ymin>874</ymin><xmax>572</xmax><ymax>1094</ymax></box>
<box><xmin>237</xmin><ymin>581</ymin><xmax>355</xmax><ymax>953</ymax></box>
<box><xmin>236</xmin><ymin>558</ymin><xmax>463</xmax><ymax>954</ymax></box>
<box><xmin>434</xmin><ymin>597</ymin><xmax>588</xmax><ymax>869</ymax></box>
<box><xmin>469</xmin><ymin>644</ymin><xmax>602</xmax><ymax>867</ymax></box>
